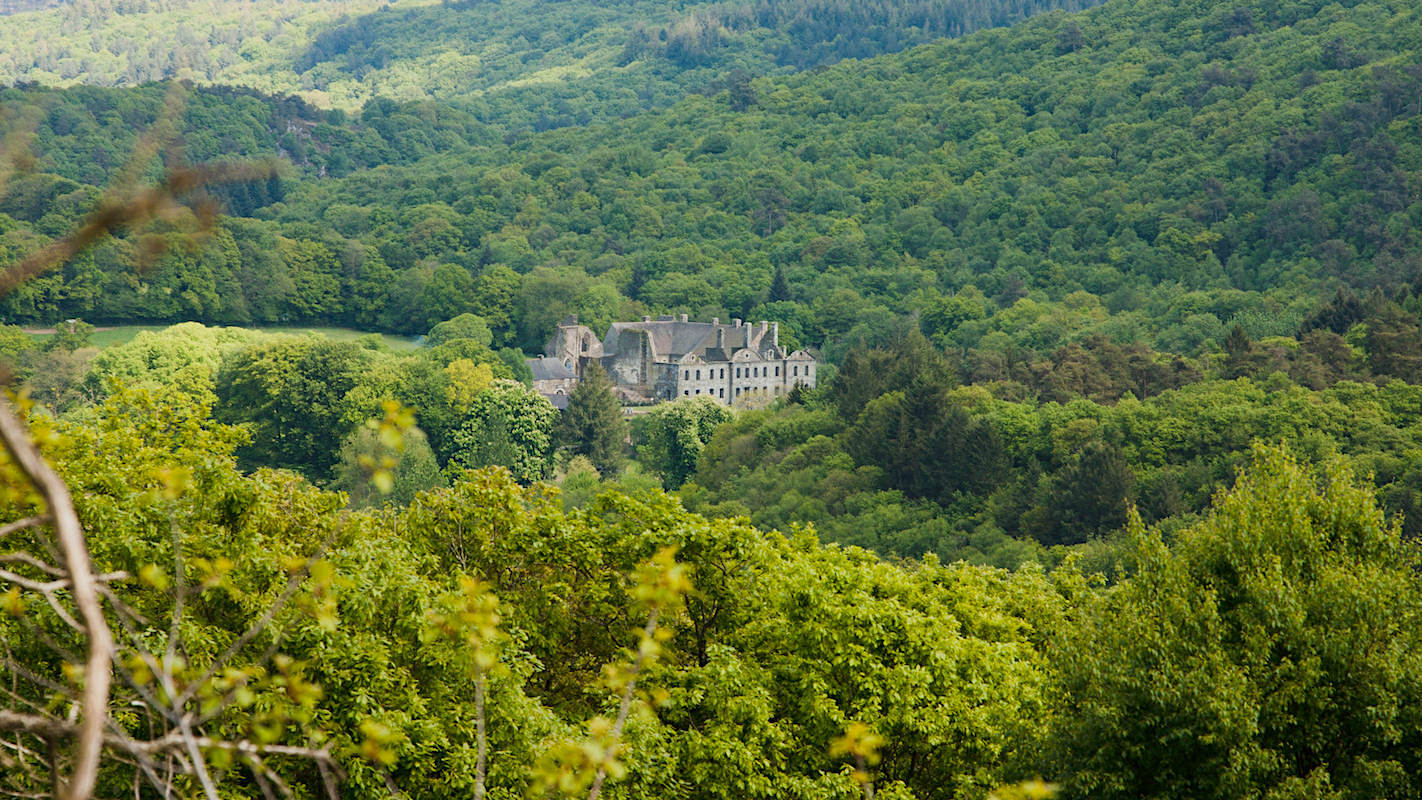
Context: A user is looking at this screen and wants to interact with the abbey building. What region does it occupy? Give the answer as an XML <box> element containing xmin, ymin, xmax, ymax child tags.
<box><xmin>529</xmin><ymin>315</ymin><xmax>816</xmax><ymax>406</ymax></box>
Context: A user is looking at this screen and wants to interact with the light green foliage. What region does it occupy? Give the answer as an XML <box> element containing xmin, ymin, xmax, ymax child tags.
<box><xmin>332</xmin><ymin>423</ymin><xmax>446</xmax><ymax>508</ymax></box>
<box><xmin>448</xmin><ymin>379</ymin><xmax>557</xmax><ymax>484</ymax></box>
<box><xmin>0</xmin><ymin>324</ymin><xmax>34</xmax><ymax>366</ymax></box>
<box><xmin>556</xmin><ymin>455</ymin><xmax>605</xmax><ymax>509</ymax></box>
<box><xmin>635</xmin><ymin>396</ymin><xmax>734</xmax><ymax>489</ymax></box>
<box><xmin>651</xmin><ymin>540</ymin><xmax>1061</xmax><ymax>799</ymax></box>
<box><xmin>427</xmin><ymin>312</ymin><xmax>494</xmax><ymax>349</ymax></box>
<box><xmin>23</xmin><ymin>345</ymin><xmax>100</xmax><ymax>414</ymax></box>
<box><xmin>13</xmin><ymin>363</ymin><xmax>1422</xmax><ymax>799</ymax></box>
<box><xmin>1048</xmin><ymin>445</ymin><xmax>1422</xmax><ymax>799</ymax></box>
<box><xmin>85</xmin><ymin>321</ymin><xmax>269</xmax><ymax>397</ymax></box>
<box><xmin>40</xmin><ymin>317</ymin><xmax>92</xmax><ymax>351</ymax></box>
<box><xmin>215</xmin><ymin>336</ymin><xmax>373</xmax><ymax>478</ymax></box>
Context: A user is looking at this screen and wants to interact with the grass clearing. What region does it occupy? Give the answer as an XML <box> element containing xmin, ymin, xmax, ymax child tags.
<box><xmin>26</xmin><ymin>324</ymin><xmax>423</xmax><ymax>351</ymax></box>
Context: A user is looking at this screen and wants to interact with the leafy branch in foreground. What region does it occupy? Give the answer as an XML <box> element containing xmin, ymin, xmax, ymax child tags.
<box><xmin>532</xmin><ymin>546</ymin><xmax>690</xmax><ymax>799</ymax></box>
<box><xmin>0</xmin><ymin>391</ymin><xmax>345</xmax><ymax>799</ymax></box>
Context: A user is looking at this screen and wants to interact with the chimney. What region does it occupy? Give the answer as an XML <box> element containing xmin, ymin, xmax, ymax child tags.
<box><xmin>759</xmin><ymin>320</ymin><xmax>769</xmax><ymax>337</ymax></box>
<box><xmin>642</xmin><ymin>315</ymin><xmax>651</xmax><ymax>322</ymax></box>
<box><xmin>712</xmin><ymin>317</ymin><xmax>719</xmax><ymax>325</ymax></box>
<box><xmin>770</xmin><ymin>322</ymin><xmax>779</xmax><ymax>348</ymax></box>
<box><xmin>680</xmin><ymin>313</ymin><xmax>689</xmax><ymax>323</ymax></box>
<box><xmin>717</xmin><ymin>328</ymin><xmax>725</xmax><ymax>349</ymax></box>
<box><xmin>732</xmin><ymin>318</ymin><xmax>742</xmax><ymax>327</ymax></box>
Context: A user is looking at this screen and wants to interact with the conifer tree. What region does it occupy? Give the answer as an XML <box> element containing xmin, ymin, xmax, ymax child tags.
<box><xmin>557</xmin><ymin>361</ymin><xmax>628</xmax><ymax>475</ymax></box>
<box><xmin>769</xmin><ymin>266</ymin><xmax>792</xmax><ymax>303</ymax></box>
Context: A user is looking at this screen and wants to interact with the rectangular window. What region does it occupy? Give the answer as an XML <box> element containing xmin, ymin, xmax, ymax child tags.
<box><xmin>696</xmin><ymin>369</ymin><xmax>701</xmax><ymax>380</ymax></box>
<box><xmin>793</xmin><ymin>366</ymin><xmax>799</xmax><ymax>376</ymax></box>
<box><xmin>719</xmin><ymin>388</ymin><xmax>725</xmax><ymax>398</ymax></box>
<box><xmin>720</xmin><ymin>368</ymin><xmax>725</xmax><ymax>379</ymax></box>
<box><xmin>775</xmin><ymin>366</ymin><xmax>780</xmax><ymax>376</ymax></box>
<box><xmin>752</xmin><ymin>367</ymin><xmax>758</xmax><ymax>377</ymax></box>
<box><xmin>684</xmin><ymin>370</ymin><xmax>689</xmax><ymax>380</ymax></box>
<box><xmin>736</xmin><ymin>368</ymin><xmax>741</xmax><ymax>378</ymax></box>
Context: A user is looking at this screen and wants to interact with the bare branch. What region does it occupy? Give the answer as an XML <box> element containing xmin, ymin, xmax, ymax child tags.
<box><xmin>165</xmin><ymin>521</ymin><xmax>184</xmax><ymax>666</ymax></box>
<box><xmin>0</xmin><ymin>710</ymin><xmax>341</xmax><ymax>770</ymax></box>
<box><xmin>0</xmin><ymin>552</ymin><xmax>64</xmax><ymax>577</ymax></box>
<box><xmin>176</xmin><ymin>716</ymin><xmax>220</xmax><ymax>800</ymax></box>
<box><xmin>0</xmin><ymin>710</ymin><xmax>71</xmax><ymax>740</ymax></box>
<box><xmin>105</xmin><ymin>83</ymin><xmax>187</xmax><ymax>202</ymax></box>
<box><xmin>93</xmin><ymin>584</ymin><xmax>147</xmax><ymax>628</ymax></box>
<box><xmin>319</xmin><ymin>756</ymin><xmax>342</xmax><ymax>800</ymax></box>
<box><xmin>0</xmin><ymin>517</ymin><xmax>46</xmax><ymax>542</ymax></box>
<box><xmin>0</xmin><ymin>397</ymin><xmax>112</xmax><ymax>800</ymax></box>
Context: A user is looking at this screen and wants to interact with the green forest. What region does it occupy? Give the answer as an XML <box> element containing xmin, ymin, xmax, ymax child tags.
<box><xmin>0</xmin><ymin>0</ymin><xmax>1099</xmax><ymax>125</ymax></box>
<box><xmin>4</xmin><ymin>0</ymin><xmax>1422</xmax><ymax>796</ymax></box>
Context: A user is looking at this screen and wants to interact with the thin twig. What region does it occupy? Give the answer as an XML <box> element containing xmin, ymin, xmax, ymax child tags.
<box><xmin>0</xmin><ymin>102</ymin><xmax>47</xmax><ymax>205</ymax></box>
<box><xmin>586</xmin><ymin>608</ymin><xmax>659</xmax><ymax>800</ymax></box>
<box><xmin>474</xmin><ymin>673</ymin><xmax>487</xmax><ymax>800</ymax></box>
<box><xmin>165</xmin><ymin>521</ymin><xmax>183</xmax><ymax>666</ymax></box>
<box><xmin>177</xmin><ymin>715</ymin><xmax>219</xmax><ymax>800</ymax></box>
<box><xmin>0</xmin><ymin>569</ymin><xmax>82</xmax><ymax>631</ymax></box>
<box><xmin>0</xmin><ymin>552</ymin><xmax>63</xmax><ymax>577</ymax></box>
<box><xmin>319</xmin><ymin>757</ymin><xmax>342</xmax><ymax>800</ymax></box>
<box><xmin>0</xmin><ymin>517</ymin><xmax>46</xmax><ymax>541</ymax></box>
<box><xmin>174</xmin><ymin>540</ymin><xmax>330</xmax><ymax>711</ymax></box>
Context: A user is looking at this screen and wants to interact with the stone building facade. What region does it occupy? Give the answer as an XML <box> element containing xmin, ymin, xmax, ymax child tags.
<box><xmin>530</xmin><ymin>315</ymin><xmax>816</xmax><ymax>405</ymax></box>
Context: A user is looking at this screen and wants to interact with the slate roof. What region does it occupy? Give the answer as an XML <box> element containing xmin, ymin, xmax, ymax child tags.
<box><xmin>603</xmin><ymin>320</ymin><xmax>755</xmax><ymax>360</ymax></box>
<box><xmin>527</xmin><ymin>356</ymin><xmax>577</xmax><ymax>382</ymax></box>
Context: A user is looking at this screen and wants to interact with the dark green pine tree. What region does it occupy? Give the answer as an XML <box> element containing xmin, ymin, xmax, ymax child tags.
<box><xmin>1222</xmin><ymin>324</ymin><xmax>1257</xmax><ymax>379</ymax></box>
<box><xmin>769</xmin><ymin>266</ymin><xmax>792</xmax><ymax>303</ymax></box>
<box><xmin>1043</xmin><ymin>440</ymin><xmax>1134</xmax><ymax>546</ymax></box>
<box><xmin>557</xmin><ymin>361</ymin><xmax>628</xmax><ymax>475</ymax></box>
<box><xmin>1365</xmin><ymin>302</ymin><xmax>1422</xmax><ymax>383</ymax></box>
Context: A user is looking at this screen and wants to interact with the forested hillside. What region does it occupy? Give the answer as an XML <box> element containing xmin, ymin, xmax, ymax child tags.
<box><xmin>0</xmin><ymin>0</ymin><xmax>1417</xmax><ymax>360</ymax></box>
<box><xmin>9</xmin><ymin>0</ymin><xmax>1422</xmax><ymax>795</ymax></box>
<box><xmin>0</xmin><ymin>0</ymin><xmax>1097</xmax><ymax>128</ymax></box>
